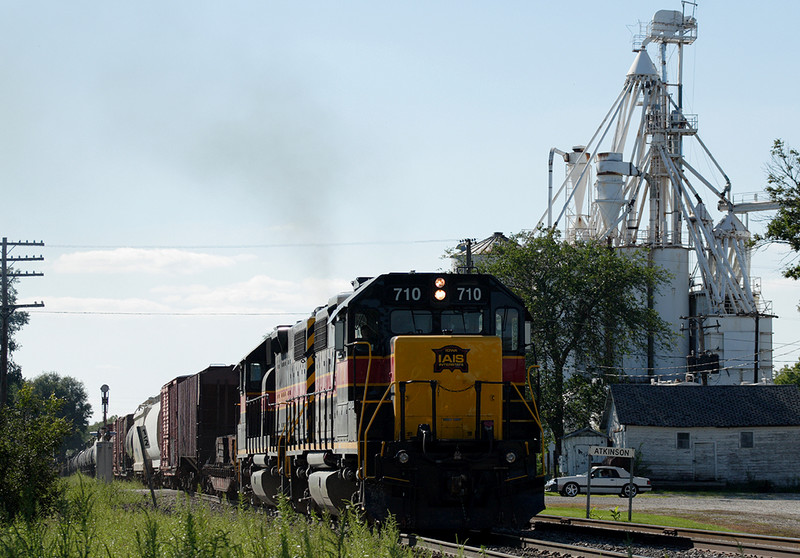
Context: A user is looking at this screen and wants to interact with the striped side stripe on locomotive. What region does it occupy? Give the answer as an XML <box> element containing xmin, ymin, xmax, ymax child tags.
<box><xmin>306</xmin><ymin>317</ymin><xmax>315</xmax><ymax>393</ymax></box>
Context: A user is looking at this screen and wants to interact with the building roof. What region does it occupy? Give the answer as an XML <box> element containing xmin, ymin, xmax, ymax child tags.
<box><xmin>470</xmin><ymin>232</ymin><xmax>511</xmax><ymax>255</ymax></box>
<box><xmin>604</xmin><ymin>384</ymin><xmax>800</xmax><ymax>428</ymax></box>
<box><xmin>563</xmin><ymin>426</ymin><xmax>610</xmax><ymax>440</ymax></box>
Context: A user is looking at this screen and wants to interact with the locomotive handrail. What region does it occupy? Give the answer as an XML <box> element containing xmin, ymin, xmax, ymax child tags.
<box><xmin>352</xmin><ymin>341</ymin><xmax>373</xmax><ymax>481</ymax></box>
<box><xmin>272</xmin><ymin>397</ymin><xmax>313</xmax><ymax>478</ymax></box>
<box><xmin>472</xmin><ymin>379</ymin><xmax>541</xmax><ymax>441</ymax></box>
<box><xmin>397</xmin><ymin>379</ymin><xmax>440</xmax><ymax>443</ymax></box>
<box><xmin>245</xmin><ymin>393</ymin><xmax>271</xmax><ymax>405</ymax></box>
<box><xmin>281</xmin><ymin>398</ymin><xmax>310</xmax><ymax>448</ymax></box>
<box><xmin>510</xmin><ymin>383</ymin><xmax>542</xmax><ymax>431</ymax></box>
<box><xmin>525</xmin><ymin>365</ymin><xmax>542</xmax><ymax>426</ymax></box>
<box><xmin>244</xmin><ymin>393</ymin><xmax>273</xmax><ymax>444</ymax></box>
<box><xmin>283</xmin><ymin>387</ymin><xmax>334</xmax><ymax>451</ymax></box>
<box><xmin>360</xmin><ymin>383</ymin><xmax>394</xmax><ymax>480</ymax></box>
<box><xmin>284</xmin><ymin>386</ymin><xmax>334</xmax><ymax>400</ymax></box>
<box><xmin>356</xmin><ymin>354</ymin><xmax>545</xmax><ymax>481</ymax></box>
<box><xmin>397</xmin><ymin>378</ymin><xmax>542</xmax><ymax>444</ymax></box>
<box><xmin>509</xmin><ymin>382</ymin><xmax>545</xmax><ymax>466</ymax></box>
<box><xmin>526</xmin><ymin>364</ymin><xmax>546</xmax><ymax>474</ymax></box>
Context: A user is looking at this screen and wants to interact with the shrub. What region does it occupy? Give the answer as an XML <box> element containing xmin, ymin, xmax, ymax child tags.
<box><xmin>0</xmin><ymin>384</ymin><xmax>71</xmax><ymax>522</ymax></box>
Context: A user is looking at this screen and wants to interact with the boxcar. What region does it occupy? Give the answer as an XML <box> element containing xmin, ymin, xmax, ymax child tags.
<box><xmin>159</xmin><ymin>366</ymin><xmax>238</xmax><ymax>491</ymax></box>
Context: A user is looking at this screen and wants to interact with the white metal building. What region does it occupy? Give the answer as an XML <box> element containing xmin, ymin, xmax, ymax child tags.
<box><xmin>541</xmin><ymin>7</ymin><xmax>775</xmax><ymax>383</ymax></box>
<box><xmin>601</xmin><ymin>384</ymin><xmax>800</xmax><ymax>486</ymax></box>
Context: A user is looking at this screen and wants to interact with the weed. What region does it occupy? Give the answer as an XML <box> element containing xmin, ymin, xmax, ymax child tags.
<box><xmin>0</xmin><ymin>520</ymin><xmax>49</xmax><ymax>558</ymax></box>
<box><xmin>2</xmin><ymin>477</ymin><xmax>420</xmax><ymax>558</ymax></box>
<box><xmin>624</xmin><ymin>533</ymin><xmax>635</xmax><ymax>557</ymax></box>
<box><xmin>134</xmin><ymin>512</ymin><xmax>160</xmax><ymax>558</ymax></box>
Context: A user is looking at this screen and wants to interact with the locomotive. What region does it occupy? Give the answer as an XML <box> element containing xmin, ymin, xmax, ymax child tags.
<box><xmin>237</xmin><ymin>272</ymin><xmax>546</xmax><ymax>530</ymax></box>
<box><xmin>69</xmin><ymin>271</ymin><xmax>546</xmax><ymax>531</ymax></box>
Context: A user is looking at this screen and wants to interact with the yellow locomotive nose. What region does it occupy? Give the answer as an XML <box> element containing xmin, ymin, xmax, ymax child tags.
<box><xmin>390</xmin><ymin>335</ymin><xmax>503</xmax><ymax>441</ymax></box>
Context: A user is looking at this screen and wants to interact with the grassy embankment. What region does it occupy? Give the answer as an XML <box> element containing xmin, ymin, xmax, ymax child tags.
<box><xmin>546</xmin><ymin>492</ymin><xmax>794</xmax><ymax>536</ymax></box>
<box><xmin>0</xmin><ymin>476</ymin><xmax>419</xmax><ymax>558</ymax></box>
<box><xmin>545</xmin><ymin>502</ymin><xmax>728</xmax><ymax>531</ymax></box>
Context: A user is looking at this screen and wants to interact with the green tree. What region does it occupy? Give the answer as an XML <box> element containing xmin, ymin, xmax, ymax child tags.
<box><xmin>763</xmin><ymin>139</ymin><xmax>800</xmax><ymax>280</ymax></box>
<box><xmin>29</xmin><ymin>372</ymin><xmax>92</xmax><ymax>455</ymax></box>
<box><xmin>773</xmin><ymin>360</ymin><xmax>800</xmax><ymax>387</ymax></box>
<box><xmin>478</xmin><ymin>229</ymin><xmax>673</xmax><ymax>471</ymax></box>
<box><xmin>0</xmin><ymin>383</ymin><xmax>71</xmax><ymax>521</ymax></box>
<box><xmin>1</xmin><ymin>279</ymin><xmax>30</xmax><ymax>405</ymax></box>
<box><xmin>85</xmin><ymin>414</ymin><xmax>118</xmax><ymax>444</ymax></box>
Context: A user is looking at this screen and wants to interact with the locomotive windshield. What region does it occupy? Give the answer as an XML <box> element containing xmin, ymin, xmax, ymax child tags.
<box><xmin>342</xmin><ymin>273</ymin><xmax>527</xmax><ymax>355</ymax></box>
<box><xmin>388</xmin><ymin>308</ymin><xmax>483</xmax><ymax>335</ymax></box>
<box><xmin>390</xmin><ymin>310</ymin><xmax>433</xmax><ymax>335</ymax></box>
<box><xmin>441</xmin><ymin>309</ymin><xmax>483</xmax><ymax>334</ymax></box>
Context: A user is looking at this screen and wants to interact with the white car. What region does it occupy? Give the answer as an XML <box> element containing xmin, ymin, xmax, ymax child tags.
<box><xmin>545</xmin><ymin>466</ymin><xmax>652</xmax><ymax>498</ymax></box>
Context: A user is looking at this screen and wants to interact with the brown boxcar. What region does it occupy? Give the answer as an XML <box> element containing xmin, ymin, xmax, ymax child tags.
<box><xmin>159</xmin><ymin>366</ymin><xmax>238</xmax><ymax>490</ymax></box>
<box><xmin>112</xmin><ymin>413</ymin><xmax>134</xmax><ymax>478</ymax></box>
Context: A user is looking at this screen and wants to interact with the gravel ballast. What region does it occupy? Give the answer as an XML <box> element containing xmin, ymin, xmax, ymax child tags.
<box><xmin>545</xmin><ymin>492</ymin><xmax>800</xmax><ymax>537</ymax></box>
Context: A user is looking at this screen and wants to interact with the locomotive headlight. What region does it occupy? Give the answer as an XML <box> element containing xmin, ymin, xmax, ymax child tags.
<box><xmin>435</xmin><ymin>277</ymin><xmax>446</xmax><ymax>288</ymax></box>
<box><xmin>434</xmin><ymin>289</ymin><xmax>447</xmax><ymax>301</ymax></box>
<box><xmin>505</xmin><ymin>451</ymin><xmax>517</xmax><ymax>464</ymax></box>
<box><xmin>396</xmin><ymin>450</ymin><xmax>410</xmax><ymax>464</ymax></box>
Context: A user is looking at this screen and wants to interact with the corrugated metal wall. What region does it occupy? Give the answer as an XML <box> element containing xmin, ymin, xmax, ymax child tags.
<box><xmin>159</xmin><ymin>367</ymin><xmax>237</xmax><ymax>474</ymax></box>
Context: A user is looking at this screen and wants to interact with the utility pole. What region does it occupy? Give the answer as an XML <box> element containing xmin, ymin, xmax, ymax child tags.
<box><xmin>458</xmin><ymin>238</ymin><xmax>476</xmax><ymax>274</ymax></box>
<box><xmin>0</xmin><ymin>238</ymin><xmax>44</xmax><ymax>409</ymax></box>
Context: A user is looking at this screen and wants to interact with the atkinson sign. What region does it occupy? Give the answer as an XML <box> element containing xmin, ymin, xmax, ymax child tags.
<box><xmin>589</xmin><ymin>446</ymin><xmax>635</xmax><ymax>459</ymax></box>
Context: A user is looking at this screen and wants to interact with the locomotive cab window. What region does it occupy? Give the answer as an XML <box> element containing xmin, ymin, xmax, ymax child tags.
<box><xmin>334</xmin><ymin>319</ymin><xmax>345</xmax><ymax>353</ymax></box>
<box><xmin>249</xmin><ymin>363</ymin><xmax>263</xmax><ymax>383</ymax></box>
<box><xmin>441</xmin><ymin>310</ymin><xmax>483</xmax><ymax>334</ymax></box>
<box><xmin>495</xmin><ymin>308</ymin><xmax>519</xmax><ymax>351</ymax></box>
<box><xmin>354</xmin><ymin>309</ymin><xmax>382</xmax><ymax>346</ymax></box>
<box><xmin>390</xmin><ymin>310</ymin><xmax>432</xmax><ymax>334</ymax></box>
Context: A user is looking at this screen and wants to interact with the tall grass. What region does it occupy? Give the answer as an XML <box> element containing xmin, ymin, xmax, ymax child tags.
<box><xmin>0</xmin><ymin>476</ymin><xmax>420</xmax><ymax>557</ymax></box>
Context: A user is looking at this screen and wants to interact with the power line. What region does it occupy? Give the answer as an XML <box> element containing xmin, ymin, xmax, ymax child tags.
<box><xmin>28</xmin><ymin>310</ymin><xmax>304</xmax><ymax>316</ymax></box>
<box><xmin>47</xmin><ymin>239</ymin><xmax>459</xmax><ymax>250</ymax></box>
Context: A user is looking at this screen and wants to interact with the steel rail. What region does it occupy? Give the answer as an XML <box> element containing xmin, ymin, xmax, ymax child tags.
<box><xmin>532</xmin><ymin>515</ymin><xmax>800</xmax><ymax>557</ymax></box>
<box><xmin>400</xmin><ymin>532</ymin><xmax>650</xmax><ymax>558</ymax></box>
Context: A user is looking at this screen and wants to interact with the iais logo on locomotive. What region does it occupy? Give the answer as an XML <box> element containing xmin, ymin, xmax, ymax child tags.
<box><xmin>432</xmin><ymin>345</ymin><xmax>470</xmax><ymax>374</ymax></box>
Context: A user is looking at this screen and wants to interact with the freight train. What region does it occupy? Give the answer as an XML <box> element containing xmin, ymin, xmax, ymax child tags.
<box><xmin>68</xmin><ymin>272</ymin><xmax>546</xmax><ymax>531</ymax></box>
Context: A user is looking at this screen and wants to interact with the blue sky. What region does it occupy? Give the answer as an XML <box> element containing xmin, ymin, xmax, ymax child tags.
<box><xmin>3</xmin><ymin>1</ymin><xmax>798</xmax><ymax>421</ymax></box>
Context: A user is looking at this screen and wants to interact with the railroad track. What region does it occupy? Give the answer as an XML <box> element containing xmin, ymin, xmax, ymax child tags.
<box><xmin>400</xmin><ymin>532</ymin><xmax>647</xmax><ymax>558</ymax></box>
<box><xmin>161</xmin><ymin>490</ymin><xmax>800</xmax><ymax>557</ymax></box>
<box><xmin>401</xmin><ymin>515</ymin><xmax>800</xmax><ymax>558</ymax></box>
<box><xmin>530</xmin><ymin>515</ymin><xmax>800</xmax><ymax>557</ymax></box>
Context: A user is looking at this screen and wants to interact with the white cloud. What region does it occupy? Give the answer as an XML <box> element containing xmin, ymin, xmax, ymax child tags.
<box><xmin>152</xmin><ymin>275</ymin><xmax>352</xmax><ymax>314</ymax></box>
<box><xmin>43</xmin><ymin>296</ymin><xmax>170</xmax><ymax>313</ymax></box>
<box><xmin>35</xmin><ymin>275</ymin><xmax>353</xmax><ymax>317</ymax></box>
<box><xmin>54</xmin><ymin>248</ymin><xmax>240</xmax><ymax>275</ymax></box>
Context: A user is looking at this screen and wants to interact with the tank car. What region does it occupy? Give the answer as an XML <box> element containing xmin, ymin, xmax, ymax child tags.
<box><xmin>237</xmin><ymin>272</ymin><xmax>545</xmax><ymax>530</ymax></box>
<box><xmin>124</xmin><ymin>396</ymin><xmax>162</xmax><ymax>481</ymax></box>
<box><xmin>70</xmin><ymin>440</ymin><xmax>97</xmax><ymax>476</ymax></box>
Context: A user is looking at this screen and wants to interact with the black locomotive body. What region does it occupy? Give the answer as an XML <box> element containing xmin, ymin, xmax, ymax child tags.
<box><xmin>238</xmin><ymin>272</ymin><xmax>546</xmax><ymax>530</ymax></box>
<box><xmin>67</xmin><ymin>271</ymin><xmax>546</xmax><ymax>531</ymax></box>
